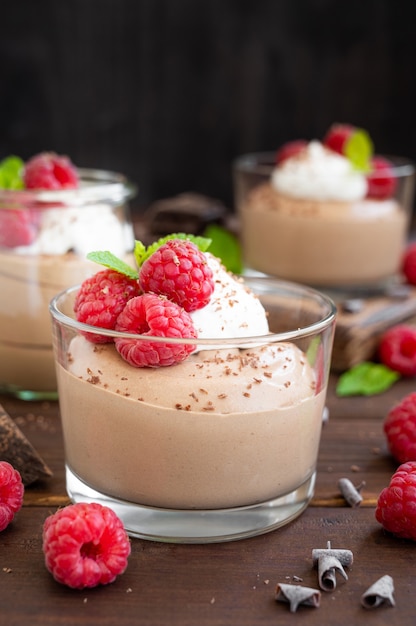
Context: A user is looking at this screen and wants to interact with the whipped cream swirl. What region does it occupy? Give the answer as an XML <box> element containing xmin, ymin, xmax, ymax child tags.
<box><xmin>271</xmin><ymin>141</ymin><xmax>368</xmax><ymax>202</ymax></box>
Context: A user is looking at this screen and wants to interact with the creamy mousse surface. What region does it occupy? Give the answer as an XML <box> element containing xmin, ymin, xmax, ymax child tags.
<box><xmin>239</xmin><ymin>142</ymin><xmax>407</xmax><ymax>286</ymax></box>
<box><xmin>0</xmin><ymin>203</ymin><xmax>134</xmax><ymax>393</ymax></box>
<box><xmin>56</xmin><ymin>252</ymin><xmax>325</xmax><ymax>511</ymax></box>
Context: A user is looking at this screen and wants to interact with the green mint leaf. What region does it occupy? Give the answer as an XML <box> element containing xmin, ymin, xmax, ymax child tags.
<box><xmin>86</xmin><ymin>251</ymin><xmax>138</xmax><ymax>279</ymax></box>
<box><xmin>134</xmin><ymin>233</ymin><xmax>212</xmax><ymax>267</ymax></box>
<box><xmin>336</xmin><ymin>361</ymin><xmax>400</xmax><ymax>397</ymax></box>
<box><xmin>202</xmin><ymin>224</ymin><xmax>243</xmax><ymax>274</ymax></box>
<box><xmin>344</xmin><ymin>129</ymin><xmax>374</xmax><ymax>173</ymax></box>
<box><xmin>0</xmin><ymin>155</ymin><xmax>25</xmax><ymax>190</ymax></box>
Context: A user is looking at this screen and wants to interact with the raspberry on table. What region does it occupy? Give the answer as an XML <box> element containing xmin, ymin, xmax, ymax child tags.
<box><xmin>74</xmin><ymin>269</ymin><xmax>142</xmax><ymax>343</ymax></box>
<box><xmin>378</xmin><ymin>324</ymin><xmax>416</xmax><ymax>377</ymax></box>
<box><xmin>0</xmin><ymin>208</ymin><xmax>37</xmax><ymax>248</ymax></box>
<box><xmin>402</xmin><ymin>242</ymin><xmax>416</xmax><ymax>286</ymax></box>
<box><xmin>375</xmin><ymin>461</ymin><xmax>416</xmax><ymax>541</ymax></box>
<box><xmin>115</xmin><ymin>292</ymin><xmax>197</xmax><ymax>367</ymax></box>
<box><xmin>42</xmin><ymin>502</ymin><xmax>131</xmax><ymax>589</ymax></box>
<box><xmin>323</xmin><ymin>123</ymin><xmax>355</xmax><ymax>155</ymax></box>
<box><xmin>0</xmin><ymin>461</ymin><xmax>24</xmax><ymax>532</ymax></box>
<box><xmin>366</xmin><ymin>156</ymin><xmax>397</xmax><ymax>200</ymax></box>
<box><xmin>384</xmin><ymin>392</ymin><xmax>416</xmax><ymax>463</ymax></box>
<box><xmin>23</xmin><ymin>152</ymin><xmax>79</xmax><ymax>190</ymax></box>
<box><xmin>138</xmin><ymin>238</ymin><xmax>214</xmax><ymax>312</ymax></box>
<box><xmin>275</xmin><ymin>140</ymin><xmax>307</xmax><ymax>164</ymax></box>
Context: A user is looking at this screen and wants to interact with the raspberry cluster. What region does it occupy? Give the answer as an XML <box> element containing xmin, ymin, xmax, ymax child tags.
<box><xmin>0</xmin><ymin>461</ymin><xmax>24</xmax><ymax>532</ymax></box>
<box><xmin>43</xmin><ymin>502</ymin><xmax>131</xmax><ymax>589</ymax></box>
<box><xmin>276</xmin><ymin>123</ymin><xmax>396</xmax><ymax>200</ymax></box>
<box><xmin>0</xmin><ymin>151</ymin><xmax>79</xmax><ymax>248</ymax></box>
<box><xmin>376</xmin><ymin>461</ymin><xmax>416</xmax><ymax>541</ymax></box>
<box><xmin>75</xmin><ymin>237</ymin><xmax>214</xmax><ymax>367</ymax></box>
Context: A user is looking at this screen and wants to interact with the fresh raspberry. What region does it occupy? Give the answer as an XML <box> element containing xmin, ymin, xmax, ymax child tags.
<box><xmin>323</xmin><ymin>123</ymin><xmax>355</xmax><ymax>155</ymax></box>
<box><xmin>383</xmin><ymin>393</ymin><xmax>416</xmax><ymax>463</ymax></box>
<box><xmin>402</xmin><ymin>242</ymin><xmax>416</xmax><ymax>285</ymax></box>
<box><xmin>23</xmin><ymin>152</ymin><xmax>79</xmax><ymax>190</ymax></box>
<box><xmin>378</xmin><ymin>325</ymin><xmax>416</xmax><ymax>376</ymax></box>
<box><xmin>0</xmin><ymin>208</ymin><xmax>37</xmax><ymax>248</ymax></box>
<box><xmin>74</xmin><ymin>269</ymin><xmax>142</xmax><ymax>343</ymax></box>
<box><xmin>275</xmin><ymin>140</ymin><xmax>307</xmax><ymax>165</ymax></box>
<box><xmin>375</xmin><ymin>461</ymin><xmax>416</xmax><ymax>540</ymax></box>
<box><xmin>139</xmin><ymin>239</ymin><xmax>214</xmax><ymax>312</ymax></box>
<box><xmin>366</xmin><ymin>156</ymin><xmax>397</xmax><ymax>200</ymax></box>
<box><xmin>43</xmin><ymin>502</ymin><xmax>131</xmax><ymax>589</ymax></box>
<box><xmin>115</xmin><ymin>293</ymin><xmax>197</xmax><ymax>367</ymax></box>
<box><xmin>0</xmin><ymin>461</ymin><xmax>24</xmax><ymax>532</ymax></box>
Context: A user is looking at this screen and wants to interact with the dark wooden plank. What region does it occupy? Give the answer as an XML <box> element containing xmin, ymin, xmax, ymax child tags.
<box><xmin>0</xmin><ymin>506</ymin><xmax>414</xmax><ymax>626</ymax></box>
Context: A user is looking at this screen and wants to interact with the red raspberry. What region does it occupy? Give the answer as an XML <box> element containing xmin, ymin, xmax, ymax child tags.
<box><xmin>139</xmin><ymin>239</ymin><xmax>214</xmax><ymax>312</ymax></box>
<box><xmin>402</xmin><ymin>242</ymin><xmax>416</xmax><ymax>285</ymax></box>
<box><xmin>275</xmin><ymin>139</ymin><xmax>307</xmax><ymax>165</ymax></box>
<box><xmin>0</xmin><ymin>461</ymin><xmax>24</xmax><ymax>532</ymax></box>
<box><xmin>378</xmin><ymin>325</ymin><xmax>416</xmax><ymax>376</ymax></box>
<box><xmin>375</xmin><ymin>461</ymin><xmax>416</xmax><ymax>540</ymax></box>
<box><xmin>323</xmin><ymin>123</ymin><xmax>355</xmax><ymax>155</ymax></box>
<box><xmin>115</xmin><ymin>293</ymin><xmax>197</xmax><ymax>367</ymax></box>
<box><xmin>42</xmin><ymin>502</ymin><xmax>131</xmax><ymax>589</ymax></box>
<box><xmin>0</xmin><ymin>208</ymin><xmax>37</xmax><ymax>248</ymax></box>
<box><xmin>74</xmin><ymin>269</ymin><xmax>142</xmax><ymax>343</ymax></box>
<box><xmin>23</xmin><ymin>152</ymin><xmax>79</xmax><ymax>190</ymax></box>
<box><xmin>366</xmin><ymin>156</ymin><xmax>397</xmax><ymax>200</ymax></box>
<box><xmin>384</xmin><ymin>393</ymin><xmax>416</xmax><ymax>463</ymax></box>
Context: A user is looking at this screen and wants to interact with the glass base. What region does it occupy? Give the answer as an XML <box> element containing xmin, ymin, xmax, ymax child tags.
<box><xmin>66</xmin><ymin>466</ymin><xmax>316</xmax><ymax>544</ymax></box>
<box><xmin>0</xmin><ymin>383</ymin><xmax>58</xmax><ymax>401</ymax></box>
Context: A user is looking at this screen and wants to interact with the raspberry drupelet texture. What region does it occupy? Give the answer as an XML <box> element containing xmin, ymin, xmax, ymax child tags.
<box><xmin>384</xmin><ymin>393</ymin><xmax>416</xmax><ymax>463</ymax></box>
<box><xmin>23</xmin><ymin>152</ymin><xmax>79</xmax><ymax>190</ymax></box>
<box><xmin>138</xmin><ymin>238</ymin><xmax>215</xmax><ymax>312</ymax></box>
<box><xmin>42</xmin><ymin>502</ymin><xmax>131</xmax><ymax>589</ymax></box>
<box><xmin>375</xmin><ymin>461</ymin><xmax>416</xmax><ymax>541</ymax></box>
<box><xmin>378</xmin><ymin>325</ymin><xmax>416</xmax><ymax>376</ymax></box>
<box><xmin>74</xmin><ymin>269</ymin><xmax>142</xmax><ymax>343</ymax></box>
<box><xmin>115</xmin><ymin>292</ymin><xmax>197</xmax><ymax>367</ymax></box>
<box><xmin>0</xmin><ymin>461</ymin><xmax>24</xmax><ymax>532</ymax></box>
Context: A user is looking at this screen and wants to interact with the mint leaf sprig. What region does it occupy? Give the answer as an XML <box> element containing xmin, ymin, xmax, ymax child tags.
<box><xmin>87</xmin><ymin>251</ymin><xmax>139</xmax><ymax>279</ymax></box>
<box><xmin>344</xmin><ymin>129</ymin><xmax>374</xmax><ymax>173</ymax></box>
<box><xmin>336</xmin><ymin>361</ymin><xmax>400</xmax><ymax>397</ymax></box>
<box><xmin>0</xmin><ymin>156</ymin><xmax>25</xmax><ymax>190</ymax></box>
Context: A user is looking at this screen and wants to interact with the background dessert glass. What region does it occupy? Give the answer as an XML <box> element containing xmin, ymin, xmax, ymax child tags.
<box><xmin>50</xmin><ymin>278</ymin><xmax>336</xmax><ymax>543</ymax></box>
<box><xmin>0</xmin><ymin>169</ymin><xmax>136</xmax><ymax>400</ymax></box>
<box><xmin>234</xmin><ymin>152</ymin><xmax>415</xmax><ymax>289</ymax></box>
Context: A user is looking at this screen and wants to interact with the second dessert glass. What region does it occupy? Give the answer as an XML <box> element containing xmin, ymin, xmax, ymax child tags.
<box><xmin>0</xmin><ymin>169</ymin><xmax>136</xmax><ymax>400</ymax></box>
<box><xmin>234</xmin><ymin>151</ymin><xmax>415</xmax><ymax>290</ymax></box>
<box><xmin>50</xmin><ymin>277</ymin><xmax>336</xmax><ymax>543</ymax></box>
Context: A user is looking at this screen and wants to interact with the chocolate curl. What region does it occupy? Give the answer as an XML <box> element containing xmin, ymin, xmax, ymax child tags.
<box><xmin>338</xmin><ymin>477</ymin><xmax>365</xmax><ymax>507</ymax></box>
<box><xmin>312</xmin><ymin>541</ymin><xmax>353</xmax><ymax>592</ymax></box>
<box><xmin>361</xmin><ymin>575</ymin><xmax>395</xmax><ymax>610</ymax></box>
<box><xmin>275</xmin><ymin>583</ymin><xmax>321</xmax><ymax>613</ymax></box>
<box><xmin>0</xmin><ymin>403</ymin><xmax>52</xmax><ymax>486</ymax></box>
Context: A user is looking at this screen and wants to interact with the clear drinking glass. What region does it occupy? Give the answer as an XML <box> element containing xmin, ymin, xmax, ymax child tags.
<box><xmin>234</xmin><ymin>153</ymin><xmax>415</xmax><ymax>289</ymax></box>
<box><xmin>50</xmin><ymin>277</ymin><xmax>336</xmax><ymax>543</ymax></box>
<box><xmin>0</xmin><ymin>169</ymin><xmax>136</xmax><ymax>400</ymax></box>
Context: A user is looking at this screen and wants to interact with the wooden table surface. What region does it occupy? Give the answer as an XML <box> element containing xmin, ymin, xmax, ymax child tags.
<box><xmin>1</xmin><ymin>375</ymin><xmax>415</xmax><ymax>626</ymax></box>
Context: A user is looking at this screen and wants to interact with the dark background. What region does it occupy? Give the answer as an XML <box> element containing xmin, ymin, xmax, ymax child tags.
<box><xmin>1</xmin><ymin>0</ymin><xmax>415</xmax><ymax>212</ymax></box>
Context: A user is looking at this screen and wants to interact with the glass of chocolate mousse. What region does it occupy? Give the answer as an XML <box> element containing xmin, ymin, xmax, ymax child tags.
<box><xmin>234</xmin><ymin>128</ymin><xmax>415</xmax><ymax>291</ymax></box>
<box><xmin>0</xmin><ymin>156</ymin><xmax>136</xmax><ymax>400</ymax></box>
<box><xmin>50</xmin><ymin>245</ymin><xmax>336</xmax><ymax>542</ymax></box>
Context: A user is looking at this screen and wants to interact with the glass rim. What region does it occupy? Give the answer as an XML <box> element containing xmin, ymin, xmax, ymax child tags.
<box><xmin>233</xmin><ymin>151</ymin><xmax>416</xmax><ymax>178</ymax></box>
<box><xmin>49</xmin><ymin>279</ymin><xmax>337</xmax><ymax>347</ymax></box>
<box><xmin>0</xmin><ymin>167</ymin><xmax>137</xmax><ymax>205</ymax></box>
